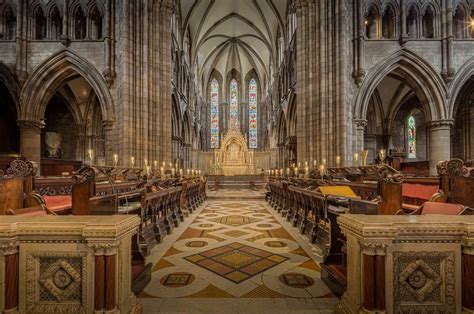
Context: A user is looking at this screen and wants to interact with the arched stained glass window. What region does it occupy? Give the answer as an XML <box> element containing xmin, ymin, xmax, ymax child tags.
<box><xmin>210</xmin><ymin>79</ymin><xmax>219</xmax><ymax>148</ymax></box>
<box><xmin>249</xmin><ymin>79</ymin><xmax>258</xmax><ymax>148</ymax></box>
<box><xmin>229</xmin><ymin>79</ymin><xmax>239</xmax><ymax>130</ymax></box>
<box><xmin>407</xmin><ymin>115</ymin><xmax>416</xmax><ymax>158</ymax></box>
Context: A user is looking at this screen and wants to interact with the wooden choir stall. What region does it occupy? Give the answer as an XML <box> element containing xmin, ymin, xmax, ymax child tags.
<box><xmin>0</xmin><ymin>159</ymin><xmax>208</xmax><ymax>311</ymax></box>
<box><xmin>266</xmin><ymin>159</ymin><xmax>473</xmax><ymax>311</ymax></box>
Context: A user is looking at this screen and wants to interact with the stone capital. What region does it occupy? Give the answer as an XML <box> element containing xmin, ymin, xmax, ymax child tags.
<box><xmin>102</xmin><ymin>120</ymin><xmax>116</xmax><ymax>131</ymax></box>
<box><xmin>0</xmin><ymin>240</ymin><xmax>19</xmax><ymax>256</ymax></box>
<box><xmin>462</xmin><ymin>240</ymin><xmax>474</xmax><ymax>255</ymax></box>
<box><xmin>427</xmin><ymin>119</ymin><xmax>454</xmax><ymax>130</ymax></box>
<box><xmin>353</xmin><ymin>119</ymin><xmax>368</xmax><ymax>130</ymax></box>
<box><xmin>87</xmin><ymin>241</ymin><xmax>120</xmax><ymax>256</ymax></box>
<box><xmin>17</xmin><ymin>120</ymin><xmax>45</xmax><ymax>133</ymax></box>
<box><xmin>360</xmin><ymin>240</ymin><xmax>390</xmax><ymax>256</ymax></box>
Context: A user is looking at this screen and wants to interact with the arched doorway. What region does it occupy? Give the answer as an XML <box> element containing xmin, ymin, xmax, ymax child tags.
<box><xmin>452</xmin><ymin>76</ymin><xmax>474</xmax><ymax>162</ymax></box>
<box><xmin>19</xmin><ymin>51</ymin><xmax>114</xmax><ymax>171</ymax></box>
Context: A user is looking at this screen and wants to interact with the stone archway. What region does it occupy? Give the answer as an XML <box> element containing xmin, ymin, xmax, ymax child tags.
<box><xmin>19</xmin><ymin>50</ymin><xmax>115</xmax><ymax>169</ymax></box>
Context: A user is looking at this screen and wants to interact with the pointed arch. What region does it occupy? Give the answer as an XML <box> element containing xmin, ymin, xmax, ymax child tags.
<box><xmin>0</xmin><ymin>63</ymin><xmax>20</xmax><ymax>114</ymax></box>
<box><xmin>20</xmin><ymin>50</ymin><xmax>115</xmax><ymax>122</ymax></box>
<box><xmin>449</xmin><ymin>56</ymin><xmax>474</xmax><ymax>118</ymax></box>
<box><xmin>354</xmin><ymin>50</ymin><xmax>447</xmax><ymax>122</ymax></box>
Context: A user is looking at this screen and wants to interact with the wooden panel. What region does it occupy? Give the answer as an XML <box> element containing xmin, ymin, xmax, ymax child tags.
<box><xmin>0</xmin><ymin>177</ymin><xmax>24</xmax><ymax>215</ymax></box>
<box><xmin>40</xmin><ymin>159</ymin><xmax>82</xmax><ymax>176</ymax></box>
<box><xmin>363</xmin><ymin>254</ymin><xmax>375</xmax><ymax>311</ymax></box>
<box><xmin>94</xmin><ymin>255</ymin><xmax>105</xmax><ymax>311</ymax></box>
<box><xmin>375</xmin><ymin>255</ymin><xmax>385</xmax><ymax>311</ymax></box>
<box><xmin>463</xmin><ymin>253</ymin><xmax>474</xmax><ymax>311</ymax></box>
<box><xmin>4</xmin><ymin>252</ymin><xmax>19</xmax><ymax>311</ymax></box>
<box><xmin>105</xmin><ymin>255</ymin><xmax>116</xmax><ymax>311</ymax></box>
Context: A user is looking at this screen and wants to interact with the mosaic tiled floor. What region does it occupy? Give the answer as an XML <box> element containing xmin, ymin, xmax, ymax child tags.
<box><xmin>139</xmin><ymin>190</ymin><xmax>337</xmax><ymax>312</ymax></box>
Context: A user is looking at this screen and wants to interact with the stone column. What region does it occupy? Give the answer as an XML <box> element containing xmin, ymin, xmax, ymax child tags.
<box><xmin>428</xmin><ymin>120</ymin><xmax>453</xmax><ymax>175</ymax></box>
<box><xmin>17</xmin><ymin>120</ymin><xmax>44</xmax><ymax>173</ymax></box>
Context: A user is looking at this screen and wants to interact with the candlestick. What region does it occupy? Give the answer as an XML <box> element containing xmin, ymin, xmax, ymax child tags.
<box><xmin>319</xmin><ymin>164</ymin><xmax>325</xmax><ymax>176</ymax></box>
<box><xmin>88</xmin><ymin>148</ymin><xmax>94</xmax><ymax>164</ymax></box>
<box><xmin>305</xmin><ymin>161</ymin><xmax>308</xmax><ymax>168</ymax></box>
<box><xmin>298</xmin><ymin>162</ymin><xmax>301</xmax><ymax>168</ymax></box>
<box><xmin>179</xmin><ymin>168</ymin><xmax>183</xmax><ymax>176</ymax></box>
<box><xmin>154</xmin><ymin>160</ymin><xmax>158</xmax><ymax>168</ymax></box>
<box><xmin>379</xmin><ymin>149</ymin><xmax>386</xmax><ymax>164</ymax></box>
<box><xmin>322</xmin><ymin>158</ymin><xmax>326</xmax><ymax>165</ymax></box>
<box><xmin>162</xmin><ymin>161</ymin><xmax>166</xmax><ymax>168</ymax></box>
<box><xmin>336</xmin><ymin>156</ymin><xmax>341</xmax><ymax>167</ymax></box>
<box><xmin>313</xmin><ymin>160</ymin><xmax>317</xmax><ymax>168</ymax></box>
<box><xmin>144</xmin><ymin>159</ymin><xmax>148</xmax><ymax>167</ymax></box>
<box><xmin>146</xmin><ymin>165</ymin><xmax>151</xmax><ymax>177</ymax></box>
<box><xmin>113</xmin><ymin>154</ymin><xmax>118</xmax><ymax>166</ymax></box>
<box><xmin>305</xmin><ymin>166</ymin><xmax>309</xmax><ymax>176</ymax></box>
<box><xmin>286</xmin><ymin>168</ymin><xmax>290</xmax><ymax>176</ymax></box>
<box><xmin>171</xmin><ymin>168</ymin><xmax>176</xmax><ymax>177</ymax></box>
<box><xmin>354</xmin><ymin>153</ymin><xmax>359</xmax><ymax>166</ymax></box>
<box><xmin>280</xmin><ymin>169</ymin><xmax>284</xmax><ymax>176</ymax></box>
<box><xmin>160</xmin><ymin>166</ymin><xmax>164</xmax><ymax>174</ymax></box>
<box><xmin>130</xmin><ymin>156</ymin><xmax>135</xmax><ymax>167</ymax></box>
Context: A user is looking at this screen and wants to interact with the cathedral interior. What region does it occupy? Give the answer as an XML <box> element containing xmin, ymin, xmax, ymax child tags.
<box><xmin>0</xmin><ymin>0</ymin><xmax>473</xmax><ymax>313</ymax></box>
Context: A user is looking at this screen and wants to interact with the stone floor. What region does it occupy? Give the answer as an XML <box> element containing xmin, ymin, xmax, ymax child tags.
<box><xmin>138</xmin><ymin>189</ymin><xmax>337</xmax><ymax>313</ymax></box>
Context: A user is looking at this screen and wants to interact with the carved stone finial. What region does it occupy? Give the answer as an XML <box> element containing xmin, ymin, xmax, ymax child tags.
<box><xmin>72</xmin><ymin>166</ymin><xmax>96</xmax><ymax>184</ymax></box>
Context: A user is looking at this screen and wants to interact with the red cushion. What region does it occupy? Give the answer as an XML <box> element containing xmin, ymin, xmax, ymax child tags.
<box><xmin>402</xmin><ymin>184</ymin><xmax>439</xmax><ymax>200</ymax></box>
<box><xmin>421</xmin><ymin>202</ymin><xmax>464</xmax><ymax>215</ymax></box>
<box><xmin>43</xmin><ymin>195</ymin><xmax>72</xmax><ymax>213</ymax></box>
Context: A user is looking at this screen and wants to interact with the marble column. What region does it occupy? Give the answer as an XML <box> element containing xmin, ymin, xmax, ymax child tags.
<box><xmin>17</xmin><ymin>120</ymin><xmax>44</xmax><ymax>173</ymax></box>
<box><xmin>1</xmin><ymin>242</ymin><xmax>19</xmax><ymax>312</ymax></box>
<box><xmin>428</xmin><ymin>120</ymin><xmax>453</xmax><ymax>175</ymax></box>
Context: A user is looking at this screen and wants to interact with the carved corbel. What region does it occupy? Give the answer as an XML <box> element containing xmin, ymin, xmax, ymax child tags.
<box><xmin>360</xmin><ymin>240</ymin><xmax>390</xmax><ymax>256</ymax></box>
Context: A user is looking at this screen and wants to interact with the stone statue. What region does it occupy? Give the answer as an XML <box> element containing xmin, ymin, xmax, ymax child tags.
<box><xmin>44</xmin><ymin>132</ymin><xmax>62</xmax><ymax>158</ymax></box>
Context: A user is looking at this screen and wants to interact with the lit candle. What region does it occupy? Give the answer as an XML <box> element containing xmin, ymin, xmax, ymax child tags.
<box><xmin>144</xmin><ymin>159</ymin><xmax>148</xmax><ymax>166</ymax></box>
<box><xmin>160</xmin><ymin>166</ymin><xmax>164</xmax><ymax>174</ymax></box>
<box><xmin>169</xmin><ymin>162</ymin><xmax>172</xmax><ymax>168</ymax></box>
<box><xmin>179</xmin><ymin>168</ymin><xmax>183</xmax><ymax>176</ymax></box>
<box><xmin>130</xmin><ymin>156</ymin><xmax>135</xmax><ymax>167</ymax></box>
<box><xmin>287</xmin><ymin>168</ymin><xmax>290</xmax><ymax>176</ymax></box>
<box><xmin>319</xmin><ymin>164</ymin><xmax>325</xmax><ymax>176</ymax></box>
<box><xmin>336</xmin><ymin>156</ymin><xmax>341</xmax><ymax>167</ymax></box>
<box><xmin>313</xmin><ymin>160</ymin><xmax>317</xmax><ymax>168</ymax></box>
<box><xmin>295</xmin><ymin>167</ymin><xmax>298</xmax><ymax>176</ymax></box>
<box><xmin>88</xmin><ymin>148</ymin><xmax>94</xmax><ymax>162</ymax></box>
<box><xmin>305</xmin><ymin>161</ymin><xmax>308</xmax><ymax>168</ymax></box>
<box><xmin>280</xmin><ymin>169</ymin><xmax>284</xmax><ymax>176</ymax></box>
<box><xmin>154</xmin><ymin>160</ymin><xmax>158</xmax><ymax>168</ymax></box>
<box><xmin>171</xmin><ymin>168</ymin><xmax>176</xmax><ymax>176</ymax></box>
<box><xmin>113</xmin><ymin>154</ymin><xmax>118</xmax><ymax>166</ymax></box>
<box><xmin>298</xmin><ymin>162</ymin><xmax>301</xmax><ymax>168</ymax></box>
<box><xmin>146</xmin><ymin>165</ymin><xmax>151</xmax><ymax>176</ymax></box>
<box><xmin>187</xmin><ymin>169</ymin><xmax>190</xmax><ymax>175</ymax></box>
<box><xmin>162</xmin><ymin>161</ymin><xmax>166</xmax><ymax>168</ymax></box>
<box><xmin>379</xmin><ymin>149</ymin><xmax>386</xmax><ymax>164</ymax></box>
<box><xmin>354</xmin><ymin>153</ymin><xmax>359</xmax><ymax>166</ymax></box>
<box><xmin>305</xmin><ymin>166</ymin><xmax>309</xmax><ymax>175</ymax></box>
<box><xmin>322</xmin><ymin>158</ymin><xmax>326</xmax><ymax>165</ymax></box>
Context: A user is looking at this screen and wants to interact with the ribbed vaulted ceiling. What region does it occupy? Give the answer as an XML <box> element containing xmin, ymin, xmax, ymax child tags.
<box><xmin>180</xmin><ymin>0</ymin><xmax>288</xmax><ymax>90</ymax></box>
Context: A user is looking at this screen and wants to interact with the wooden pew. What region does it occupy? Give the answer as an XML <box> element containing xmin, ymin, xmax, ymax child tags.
<box><xmin>437</xmin><ymin>158</ymin><xmax>474</xmax><ymax>207</ymax></box>
<box><xmin>0</xmin><ymin>160</ymin><xmax>51</xmax><ymax>216</ymax></box>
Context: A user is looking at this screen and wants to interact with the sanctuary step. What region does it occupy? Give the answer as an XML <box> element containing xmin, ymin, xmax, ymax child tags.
<box><xmin>206</xmin><ymin>175</ymin><xmax>267</xmax><ymax>190</ymax></box>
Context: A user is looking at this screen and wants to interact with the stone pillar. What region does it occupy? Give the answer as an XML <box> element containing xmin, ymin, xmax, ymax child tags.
<box><xmin>102</xmin><ymin>120</ymin><xmax>116</xmax><ymax>166</ymax></box>
<box><xmin>428</xmin><ymin>120</ymin><xmax>453</xmax><ymax>176</ymax></box>
<box><xmin>18</xmin><ymin>120</ymin><xmax>44</xmax><ymax>173</ymax></box>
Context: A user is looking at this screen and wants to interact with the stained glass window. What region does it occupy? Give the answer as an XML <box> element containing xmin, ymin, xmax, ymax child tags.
<box><xmin>407</xmin><ymin>115</ymin><xmax>416</xmax><ymax>158</ymax></box>
<box><xmin>229</xmin><ymin>79</ymin><xmax>239</xmax><ymax>131</ymax></box>
<box><xmin>210</xmin><ymin>79</ymin><xmax>219</xmax><ymax>148</ymax></box>
<box><xmin>249</xmin><ymin>79</ymin><xmax>258</xmax><ymax>148</ymax></box>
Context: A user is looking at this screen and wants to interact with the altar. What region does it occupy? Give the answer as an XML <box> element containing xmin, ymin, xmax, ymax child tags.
<box><xmin>213</xmin><ymin>130</ymin><xmax>255</xmax><ymax>175</ymax></box>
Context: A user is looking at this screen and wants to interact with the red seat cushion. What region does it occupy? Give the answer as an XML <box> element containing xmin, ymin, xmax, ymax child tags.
<box><xmin>421</xmin><ymin>202</ymin><xmax>464</xmax><ymax>215</ymax></box>
<box><xmin>402</xmin><ymin>184</ymin><xmax>439</xmax><ymax>201</ymax></box>
<box><xmin>43</xmin><ymin>195</ymin><xmax>72</xmax><ymax>213</ymax></box>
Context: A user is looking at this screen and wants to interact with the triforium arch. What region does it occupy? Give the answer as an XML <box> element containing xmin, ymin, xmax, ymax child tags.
<box><xmin>171</xmin><ymin>93</ymin><xmax>183</xmax><ymax>165</ymax></box>
<box><xmin>276</xmin><ymin>110</ymin><xmax>288</xmax><ymax>168</ymax></box>
<box><xmin>20</xmin><ymin>50</ymin><xmax>114</xmax><ymax>122</ymax></box>
<box><xmin>354</xmin><ymin>49</ymin><xmax>449</xmax><ymax>174</ymax></box>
